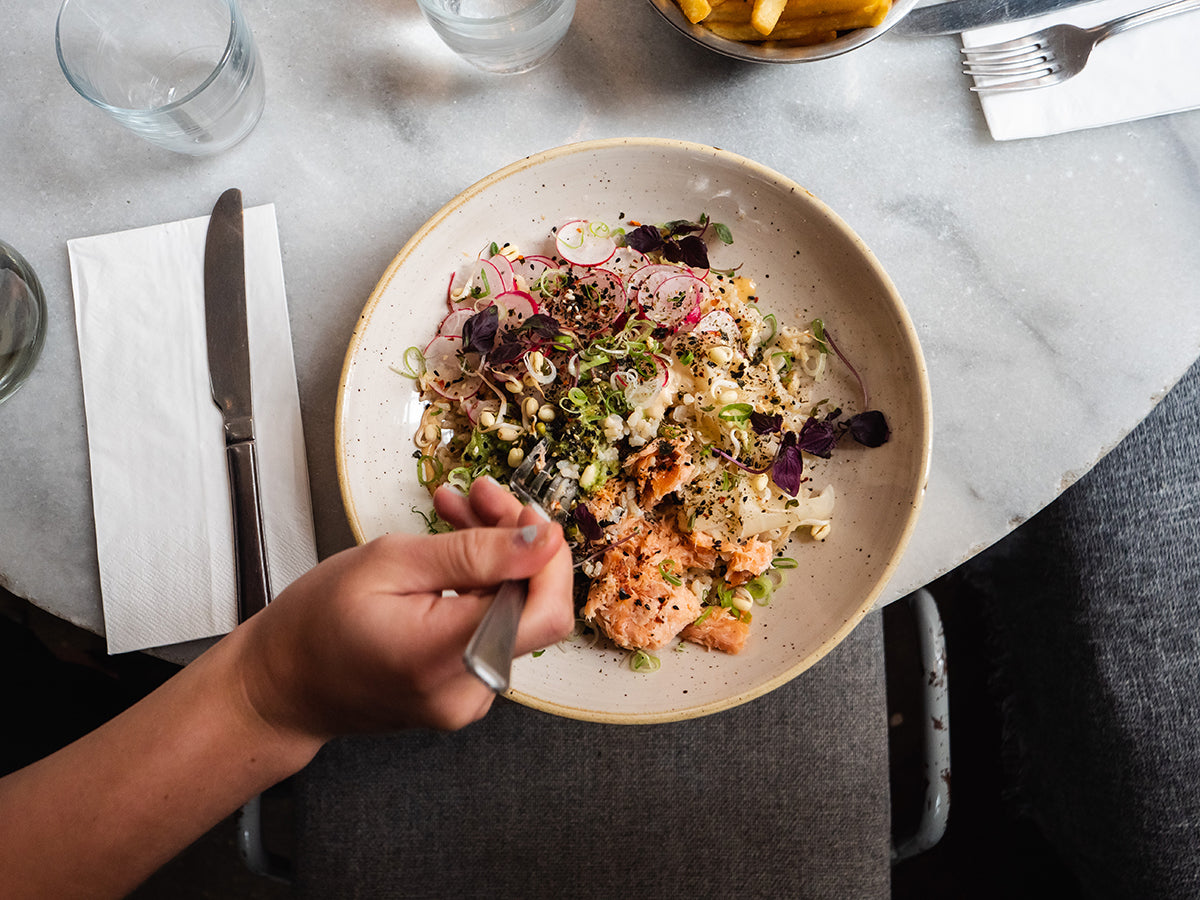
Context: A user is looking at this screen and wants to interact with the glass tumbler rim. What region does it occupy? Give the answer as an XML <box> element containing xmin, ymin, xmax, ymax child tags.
<box><xmin>55</xmin><ymin>0</ymin><xmax>242</xmax><ymax>116</ymax></box>
<box><xmin>417</xmin><ymin>0</ymin><xmax>573</xmax><ymax>29</ymax></box>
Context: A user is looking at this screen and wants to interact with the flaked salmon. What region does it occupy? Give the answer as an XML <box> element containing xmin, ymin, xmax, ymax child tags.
<box><xmin>625</xmin><ymin>435</ymin><xmax>698</xmax><ymax>507</ymax></box>
<box><xmin>680</xmin><ymin>606</ymin><xmax>749</xmax><ymax>654</ymax></box>
<box><xmin>583</xmin><ymin>515</ymin><xmax>704</xmax><ymax>651</ymax></box>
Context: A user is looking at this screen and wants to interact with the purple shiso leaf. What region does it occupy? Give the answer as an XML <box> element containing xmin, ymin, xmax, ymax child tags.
<box><xmin>676</xmin><ymin>235</ymin><xmax>710</xmax><ymax>269</ymax></box>
<box><xmin>663</xmin><ymin>219</ymin><xmax>705</xmax><ymax>237</ymax></box>
<box><xmin>488</xmin><ymin>340</ymin><xmax>525</xmax><ymax>365</ymax></box>
<box><xmin>626</xmin><ymin>225</ymin><xmax>663</xmax><ymax>254</ymax></box>
<box><xmin>572</xmin><ymin>504</ymin><xmax>604</xmax><ymax>543</ymax></box>
<box><xmin>750</xmin><ymin>411</ymin><xmax>782</xmax><ymax>435</ymax></box>
<box><xmin>519</xmin><ymin>313</ymin><xmax>562</xmax><ymax>339</ymax></box>
<box><xmin>848</xmin><ymin>410</ymin><xmax>890</xmax><ymax>447</ymax></box>
<box><xmin>772</xmin><ymin>432</ymin><xmax>803</xmax><ymax>497</ymax></box>
<box><xmin>796</xmin><ymin>416</ymin><xmax>837</xmax><ymax>459</ymax></box>
<box><xmin>462</xmin><ymin>306</ymin><xmax>499</xmax><ymax>355</ymax></box>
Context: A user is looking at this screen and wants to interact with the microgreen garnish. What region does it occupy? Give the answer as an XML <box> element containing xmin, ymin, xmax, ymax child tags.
<box><xmin>847</xmin><ymin>409</ymin><xmax>891</xmax><ymax>447</ymax></box>
<box><xmin>796</xmin><ymin>416</ymin><xmax>837</xmax><ymax>459</ymax></box>
<box><xmin>623</xmin><ymin>213</ymin><xmax>732</xmax><ymax>270</ymax></box>
<box><xmin>461</xmin><ymin>305</ymin><xmax>499</xmax><ymax>355</ymax></box>
<box><xmin>772</xmin><ymin>432</ymin><xmax>803</xmax><ymax>497</ymax></box>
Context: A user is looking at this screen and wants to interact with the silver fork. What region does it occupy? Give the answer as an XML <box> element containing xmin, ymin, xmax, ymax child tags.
<box><xmin>462</xmin><ymin>438</ymin><xmax>577</xmax><ymax>693</ymax></box>
<box><xmin>962</xmin><ymin>0</ymin><xmax>1200</xmax><ymax>93</ymax></box>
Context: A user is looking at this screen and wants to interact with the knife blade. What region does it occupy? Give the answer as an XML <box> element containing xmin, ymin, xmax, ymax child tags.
<box><xmin>204</xmin><ymin>187</ymin><xmax>271</xmax><ymax>623</ymax></box>
<box><xmin>894</xmin><ymin>0</ymin><xmax>1097</xmax><ymax>33</ymax></box>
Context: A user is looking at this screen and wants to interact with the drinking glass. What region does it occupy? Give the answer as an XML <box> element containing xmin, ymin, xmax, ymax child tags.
<box><xmin>0</xmin><ymin>241</ymin><xmax>47</xmax><ymax>405</ymax></box>
<box><xmin>55</xmin><ymin>0</ymin><xmax>265</xmax><ymax>156</ymax></box>
<box><xmin>416</xmin><ymin>0</ymin><xmax>576</xmax><ymax>74</ymax></box>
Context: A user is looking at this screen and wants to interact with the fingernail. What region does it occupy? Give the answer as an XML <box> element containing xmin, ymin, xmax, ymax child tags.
<box><xmin>528</xmin><ymin>502</ymin><xmax>551</xmax><ymax>522</ymax></box>
<box><xmin>517</xmin><ymin>524</ymin><xmax>540</xmax><ymax>546</ymax></box>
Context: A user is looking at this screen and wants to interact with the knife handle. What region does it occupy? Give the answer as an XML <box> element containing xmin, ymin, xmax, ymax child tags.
<box><xmin>226</xmin><ymin>439</ymin><xmax>272</xmax><ymax>623</ymax></box>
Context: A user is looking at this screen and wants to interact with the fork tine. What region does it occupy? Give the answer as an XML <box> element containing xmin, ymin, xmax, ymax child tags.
<box><xmin>960</xmin><ymin>33</ymin><xmax>1045</xmax><ymax>55</ymax></box>
<box><xmin>963</xmin><ymin>58</ymin><xmax>1053</xmax><ymax>77</ymax></box>
<box><xmin>969</xmin><ymin>70</ymin><xmax>1068</xmax><ymax>92</ymax></box>
<box><xmin>962</xmin><ymin>45</ymin><xmax>1048</xmax><ymax>64</ymax></box>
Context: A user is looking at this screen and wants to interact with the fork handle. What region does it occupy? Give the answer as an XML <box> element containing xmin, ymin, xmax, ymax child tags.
<box><xmin>1092</xmin><ymin>0</ymin><xmax>1200</xmax><ymax>42</ymax></box>
<box><xmin>463</xmin><ymin>578</ymin><xmax>527</xmax><ymax>693</ymax></box>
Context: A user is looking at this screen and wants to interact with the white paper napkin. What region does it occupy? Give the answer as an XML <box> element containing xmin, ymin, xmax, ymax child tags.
<box><xmin>964</xmin><ymin>0</ymin><xmax>1200</xmax><ymax>141</ymax></box>
<box><xmin>69</xmin><ymin>204</ymin><xmax>318</xmax><ymax>654</ymax></box>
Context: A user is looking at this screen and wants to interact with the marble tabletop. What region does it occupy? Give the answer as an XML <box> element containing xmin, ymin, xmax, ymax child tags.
<box><xmin>2</xmin><ymin>0</ymin><xmax>1199</xmax><ymax>651</ymax></box>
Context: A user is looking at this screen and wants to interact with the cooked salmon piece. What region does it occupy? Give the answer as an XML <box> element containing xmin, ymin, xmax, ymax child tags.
<box><xmin>722</xmin><ymin>537</ymin><xmax>774</xmax><ymax>586</ymax></box>
<box><xmin>625</xmin><ymin>435</ymin><xmax>698</xmax><ymax>506</ymax></box>
<box><xmin>583</xmin><ymin>515</ymin><xmax>703</xmax><ymax>651</ymax></box>
<box><xmin>680</xmin><ymin>607</ymin><xmax>749</xmax><ymax>654</ymax></box>
<box><xmin>681</xmin><ymin>525</ymin><xmax>719</xmax><ymax>570</ymax></box>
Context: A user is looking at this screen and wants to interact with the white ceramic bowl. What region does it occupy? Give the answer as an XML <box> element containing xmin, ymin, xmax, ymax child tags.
<box><xmin>336</xmin><ymin>137</ymin><xmax>931</xmax><ymax>723</ymax></box>
<box><xmin>645</xmin><ymin>0</ymin><xmax>919</xmax><ymax>62</ymax></box>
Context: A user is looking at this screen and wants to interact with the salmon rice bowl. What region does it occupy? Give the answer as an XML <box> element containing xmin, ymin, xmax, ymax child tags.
<box><xmin>402</xmin><ymin>214</ymin><xmax>889</xmax><ymax>668</ymax></box>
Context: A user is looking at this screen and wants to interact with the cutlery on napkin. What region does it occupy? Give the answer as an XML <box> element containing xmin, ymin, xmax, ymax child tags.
<box><xmin>963</xmin><ymin>0</ymin><xmax>1200</xmax><ymax>140</ymax></box>
<box><xmin>69</xmin><ymin>205</ymin><xmax>318</xmax><ymax>654</ymax></box>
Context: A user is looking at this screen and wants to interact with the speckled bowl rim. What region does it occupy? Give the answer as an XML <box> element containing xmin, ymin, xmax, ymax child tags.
<box><xmin>644</xmin><ymin>0</ymin><xmax>920</xmax><ymax>63</ymax></box>
<box><xmin>336</xmin><ymin>137</ymin><xmax>931</xmax><ymax>724</ymax></box>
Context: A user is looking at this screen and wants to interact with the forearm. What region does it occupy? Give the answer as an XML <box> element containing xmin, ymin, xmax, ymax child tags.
<box><xmin>0</xmin><ymin>623</ymin><xmax>324</xmax><ymax>900</ymax></box>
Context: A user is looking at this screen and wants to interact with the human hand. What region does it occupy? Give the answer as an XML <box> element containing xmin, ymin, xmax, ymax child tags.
<box><xmin>237</xmin><ymin>477</ymin><xmax>574</xmax><ymax>741</ymax></box>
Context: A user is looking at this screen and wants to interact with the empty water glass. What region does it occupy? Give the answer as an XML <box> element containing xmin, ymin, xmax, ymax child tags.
<box><xmin>416</xmin><ymin>0</ymin><xmax>576</xmax><ymax>74</ymax></box>
<box><xmin>0</xmin><ymin>241</ymin><xmax>47</xmax><ymax>405</ymax></box>
<box><xmin>55</xmin><ymin>0</ymin><xmax>265</xmax><ymax>155</ymax></box>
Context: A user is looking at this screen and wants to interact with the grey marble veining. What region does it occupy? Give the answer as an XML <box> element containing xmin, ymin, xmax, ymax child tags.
<box><xmin>2</xmin><ymin>0</ymin><xmax>1199</xmax><ymax>642</ymax></box>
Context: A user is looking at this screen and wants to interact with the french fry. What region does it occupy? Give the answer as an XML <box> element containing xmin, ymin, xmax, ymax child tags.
<box><xmin>704</xmin><ymin>0</ymin><xmax>887</xmax><ymax>39</ymax></box>
<box><xmin>679</xmin><ymin>0</ymin><xmax>713</xmax><ymax>22</ymax></box>
<box><xmin>750</xmin><ymin>0</ymin><xmax>788</xmax><ymax>34</ymax></box>
<box><xmin>705</xmin><ymin>0</ymin><xmax>882</xmax><ymax>21</ymax></box>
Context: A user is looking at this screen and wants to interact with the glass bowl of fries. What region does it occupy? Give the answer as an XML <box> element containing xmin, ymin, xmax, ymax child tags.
<box><xmin>646</xmin><ymin>0</ymin><xmax>918</xmax><ymax>62</ymax></box>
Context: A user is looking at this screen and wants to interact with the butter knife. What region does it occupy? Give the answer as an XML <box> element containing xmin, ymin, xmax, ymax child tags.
<box><xmin>894</xmin><ymin>0</ymin><xmax>1099</xmax><ymax>33</ymax></box>
<box><xmin>204</xmin><ymin>188</ymin><xmax>271</xmax><ymax>623</ymax></box>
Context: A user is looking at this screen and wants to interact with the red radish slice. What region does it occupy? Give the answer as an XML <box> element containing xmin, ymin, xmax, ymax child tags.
<box><xmin>641</xmin><ymin>272</ymin><xmax>708</xmax><ymax>329</ymax></box>
<box><xmin>626</xmin><ymin>263</ymin><xmax>686</xmax><ymax>306</ymax></box>
<box><xmin>694</xmin><ymin>309</ymin><xmax>741</xmax><ymax>345</ymax></box>
<box><xmin>515</xmin><ymin>255</ymin><xmax>569</xmax><ymax>301</ymax></box>
<box><xmin>438</xmin><ymin>308</ymin><xmax>476</xmax><ymax>337</ymax></box>
<box><xmin>487</xmin><ymin>253</ymin><xmax>517</xmax><ymax>293</ymax></box>
<box><xmin>555</xmin><ymin>219</ymin><xmax>616</xmax><ymax>267</ymax></box>
<box><xmin>607</xmin><ymin>246</ymin><xmax>648</xmax><ymax>278</ymax></box>
<box><xmin>572</xmin><ymin>267</ymin><xmax>627</xmax><ymax>333</ymax></box>
<box><xmin>513</xmin><ymin>254</ymin><xmax>557</xmax><ymax>289</ymax></box>
<box><xmin>422</xmin><ymin>334</ymin><xmax>481</xmax><ymax>400</ymax></box>
<box><xmin>494</xmin><ymin>290</ymin><xmax>538</xmax><ymax>326</ymax></box>
<box><xmin>469</xmin><ymin>259</ymin><xmax>506</xmax><ymax>300</ymax></box>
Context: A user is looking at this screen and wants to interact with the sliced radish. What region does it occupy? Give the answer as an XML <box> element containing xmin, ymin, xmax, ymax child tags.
<box><xmin>607</xmin><ymin>245</ymin><xmax>648</xmax><ymax>279</ymax></box>
<box><xmin>694</xmin><ymin>309</ymin><xmax>741</xmax><ymax>345</ymax></box>
<box><xmin>640</xmin><ymin>272</ymin><xmax>708</xmax><ymax>329</ymax></box>
<box><xmin>469</xmin><ymin>258</ymin><xmax>506</xmax><ymax>301</ymax></box>
<box><xmin>422</xmin><ymin>333</ymin><xmax>481</xmax><ymax>400</ymax></box>
<box><xmin>437</xmin><ymin>308</ymin><xmax>476</xmax><ymax>338</ymax></box>
<box><xmin>555</xmin><ymin>219</ymin><xmax>617</xmax><ymax>267</ymax></box>
<box><xmin>494</xmin><ymin>289</ymin><xmax>538</xmax><ymax>326</ymax></box>
<box><xmin>626</xmin><ymin>263</ymin><xmax>686</xmax><ymax>306</ymax></box>
<box><xmin>487</xmin><ymin>253</ymin><xmax>517</xmax><ymax>293</ymax></box>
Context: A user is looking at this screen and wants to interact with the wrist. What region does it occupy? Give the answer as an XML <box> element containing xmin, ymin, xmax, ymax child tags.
<box><xmin>216</xmin><ymin>619</ymin><xmax>329</xmax><ymax>777</ymax></box>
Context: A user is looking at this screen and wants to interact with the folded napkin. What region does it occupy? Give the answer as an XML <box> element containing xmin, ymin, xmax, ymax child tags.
<box><xmin>69</xmin><ymin>205</ymin><xmax>318</xmax><ymax>654</ymax></box>
<box><xmin>964</xmin><ymin>0</ymin><xmax>1200</xmax><ymax>140</ymax></box>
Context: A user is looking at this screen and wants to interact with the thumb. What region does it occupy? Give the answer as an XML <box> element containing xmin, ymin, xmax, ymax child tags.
<box><xmin>379</xmin><ymin>519</ymin><xmax>566</xmax><ymax>594</ymax></box>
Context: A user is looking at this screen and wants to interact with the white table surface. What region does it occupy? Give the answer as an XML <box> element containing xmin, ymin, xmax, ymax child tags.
<box><xmin>3</xmin><ymin>0</ymin><xmax>1199</xmax><ymax>651</ymax></box>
